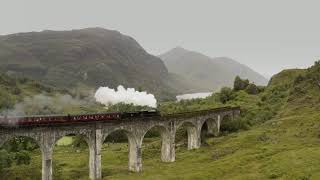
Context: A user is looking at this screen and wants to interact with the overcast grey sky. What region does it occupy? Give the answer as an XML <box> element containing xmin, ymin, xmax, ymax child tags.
<box><xmin>1</xmin><ymin>0</ymin><xmax>319</xmax><ymax>77</ymax></box>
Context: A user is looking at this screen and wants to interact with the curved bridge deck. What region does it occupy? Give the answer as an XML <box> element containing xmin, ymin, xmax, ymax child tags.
<box><xmin>0</xmin><ymin>106</ymin><xmax>240</xmax><ymax>180</ymax></box>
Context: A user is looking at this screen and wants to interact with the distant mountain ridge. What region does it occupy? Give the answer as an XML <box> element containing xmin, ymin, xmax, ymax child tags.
<box><xmin>0</xmin><ymin>28</ymin><xmax>268</xmax><ymax>99</ymax></box>
<box><xmin>0</xmin><ymin>28</ymin><xmax>178</xmax><ymax>99</ymax></box>
<box><xmin>159</xmin><ymin>47</ymin><xmax>268</xmax><ymax>92</ymax></box>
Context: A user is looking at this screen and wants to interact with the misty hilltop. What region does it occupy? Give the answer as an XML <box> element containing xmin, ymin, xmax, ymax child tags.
<box><xmin>0</xmin><ymin>28</ymin><xmax>179</xmax><ymax>99</ymax></box>
<box><xmin>159</xmin><ymin>47</ymin><xmax>268</xmax><ymax>92</ymax></box>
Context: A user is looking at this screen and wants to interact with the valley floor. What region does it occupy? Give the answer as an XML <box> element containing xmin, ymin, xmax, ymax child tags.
<box><xmin>2</xmin><ymin>109</ymin><xmax>320</xmax><ymax>180</ymax></box>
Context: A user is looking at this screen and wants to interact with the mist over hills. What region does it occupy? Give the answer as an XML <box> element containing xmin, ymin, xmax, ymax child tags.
<box><xmin>159</xmin><ymin>47</ymin><xmax>268</xmax><ymax>92</ymax></box>
<box><xmin>0</xmin><ymin>28</ymin><xmax>177</xmax><ymax>99</ymax></box>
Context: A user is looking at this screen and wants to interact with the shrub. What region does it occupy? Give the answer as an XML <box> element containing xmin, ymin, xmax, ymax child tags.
<box><xmin>245</xmin><ymin>83</ymin><xmax>260</xmax><ymax>95</ymax></box>
<box><xmin>257</xmin><ymin>86</ymin><xmax>266</xmax><ymax>93</ymax></box>
<box><xmin>0</xmin><ymin>90</ymin><xmax>14</xmax><ymax>112</ymax></box>
<box><xmin>72</xmin><ymin>136</ymin><xmax>88</xmax><ymax>148</ymax></box>
<box><xmin>220</xmin><ymin>117</ymin><xmax>249</xmax><ymax>133</ymax></box>
<box><xmin>293</xmin><ymin>74</ymin><xmax>305</xmax><ymax>85</ymax></box>
<box><xmin>106</xmin><ymin>102</ymin><xmax>154</xmax><ymax>112</ymax></box>
<box><xmin>234</xmin><ymin>76</ymin><xmax>249</xmax><ymax>91</ymax></box>
<box><xmin>0</xmin><ymin>149</ymin><xmax>12</xmax><ymax>171</ymax></box>
<box><xmin>15</xmin><ymin>150</ymin><xmax>31</xmax><ymax>165</ymax></box>
<box><xmin>218</xmin><ymin>87</ymin><xmax>234</xmax><ymax>104</ymax></box>
<box><xmin>3</xmin><ymin>137</ymin><xmax>39</xmax><ymax>152</ymax></box>
<box><xmin>105</xmin><ymin>131</ymin><xmax>128</xmax><ymax>143</ymax></box>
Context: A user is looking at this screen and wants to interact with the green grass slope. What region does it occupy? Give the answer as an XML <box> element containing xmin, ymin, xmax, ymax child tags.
<box><xmin>1</xmin><ymin>61</ymin><xmax>320</xmax><ymax>179</ymax></box>
<box><xmin>0</xmin><ymin>73</ymin><xmax>59</xmax><ymax>110</ymax></box>
<box><xmin>4</xmin><ymin>107</ymin><xmax>320</xmax><ymax>180</ymax></box>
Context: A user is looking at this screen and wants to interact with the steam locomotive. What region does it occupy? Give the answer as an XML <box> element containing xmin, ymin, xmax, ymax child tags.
<box><xmin>0</xmin><ymin>110</ymin><xmax>160</xmax><ymax>126</ymax></box>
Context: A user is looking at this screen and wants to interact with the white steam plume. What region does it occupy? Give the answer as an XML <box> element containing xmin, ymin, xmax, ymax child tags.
<box><xmin>94</xmin><ymin>85</ymin><xmax>157</xmax><ymax>108</ymax></box>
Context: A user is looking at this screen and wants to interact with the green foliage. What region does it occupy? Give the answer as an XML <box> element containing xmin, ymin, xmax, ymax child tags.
<box><xmin>0</xmin><ymin>137</ymin><xmax>36</xmax><ymax>172</ymax></box>
<box><xmin>0</xmin><ymin>149</ymin><xmax>12</xmax><ymax>171</ymax></box>
<box><xmin>72</xmin><ymin>136</ymin><xmax>88</xmax><ymax>148</ymax></box>
<box><xmin>0</xmin><ymin>89</ymin><xmax>14</xmax><ymax>111</ymax></box>
<box><xmin>245</xmin><ymin>83</ymin><xmax>259</xmax><ymax>95</ymax></box>
<box><xmin>105</xmin><ymin>131</ymin><xmax>128</xmax><ymax>143</ymax></box>
<box><xmin>2</xmin><ymin>59</ymin><xmax>320</xmax><ymax>179</ymax></box>
<box><xmin>160</xmin><ymin>63</ymin><xmax>319</xmax><ymax>134</ymax></box>
<box><xmin>217</xmin><ymin>87</ymin><xmax>234</xmax><ymax>104</ymax></box>
<box><xmin>144</xmin><ymin>129</ymin><xmax>161</xmax><ymax>138</ymax></box>
<box><xmin>2</xmin><ymin>137</ymin><xmax>39</xmax><ymax>152</ymax></box>
<box><xmin>293</xmin><ymin>74</ymin><xmax>306</xmax><ymax>85</ymax></box>
<box><xmin>138</xmin><ymin>86</ymin><xmax>143</xmax><ymax>92</ymax></box>
<box><xmin>15</xmin><ymin>151</ymin><xmax>31</xmax><ymax>165</ymax></box>
<box><xmin>220</xmin><ymin>117</ymin><xmax>250</xmax><ymax>133</ymax></box>
<box><xmin>257</xmin><ymin>86</ymin><xmax>266</xmax><ymax>92</ymax></box>
<box><xmin>106</xmin><ymin>102</ymin><xmax>154</xmax><ymax>113</ymax></box>
<box><xmin>0</xmin><ymin>73</ymin><xmax>106</xmax><ymax>116</ymax></box>
<box><xmin>234</xmin><ymin>76</ymin><xmax>249</xmax><ymax>91</ymax></box>
<box><xmin>4</xmin><ymin>109</ymin><xmax>320</xmax><ymax>180</ymax></box>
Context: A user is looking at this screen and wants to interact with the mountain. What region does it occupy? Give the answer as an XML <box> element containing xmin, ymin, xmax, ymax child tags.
<box><xmin>159</xmin><ymin>47</ymin><xmax>268</xmax><ymax>92</ymax></box>
<box><xmin>0</xmin><ymin>28</ymin><xmax>177</xmax><ymax>99</ymax></box>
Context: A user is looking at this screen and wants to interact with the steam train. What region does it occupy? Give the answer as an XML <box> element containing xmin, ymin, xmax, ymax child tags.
<box><xmin>0</xmin><ymin>111</ymin><xmax>160</xmax><ymax>126</ymax></box>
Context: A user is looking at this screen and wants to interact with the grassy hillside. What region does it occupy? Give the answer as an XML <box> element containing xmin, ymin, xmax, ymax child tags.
<box><xmin>3</xmin><ymin>108</ymin><xmax>320</xmax><ymax>180</ymax></box>
<box><xmin>0</xmin><ymin>73</ymin><xmax>58</xmax><ymax>111</ymax></box>
<box><xmin>1</xmin><ymin>61</ymin><xmax>320</xmax><ymax>179</ymax></box>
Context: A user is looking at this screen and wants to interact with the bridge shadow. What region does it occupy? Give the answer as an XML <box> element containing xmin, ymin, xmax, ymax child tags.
<box><xmin>53</xmin><ymin>134</ymin><xmax>89</xmax><ymax>180</ymax></box>
<box><xmin>220</xmin><ymin>114</ymin><xmax>234</xmax><ymax>135</ymax></box>
<box><xmin>0</xmin><ymin>136</ymin><xmax>41</xmax><ymax>179</ymax></box>
<box><xmin>201</xmin><ymin>121</ymin><xmax>209</xmax><ymax>145</ymax></box>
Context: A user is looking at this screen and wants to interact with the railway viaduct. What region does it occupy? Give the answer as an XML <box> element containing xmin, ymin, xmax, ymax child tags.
<box><xmin>0</xmin><ymin>107</ymin><xmax>240</xmax><ymax>180</ymax></box>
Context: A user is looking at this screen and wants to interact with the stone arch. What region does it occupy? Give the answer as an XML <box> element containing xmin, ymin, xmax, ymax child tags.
<box><xmin>103</xmin><ymin>128</ymin><xmax>137</xmax><ymax>146</ymax></box>
<box><xmin>142</xmin><ymin>125</ymin><xmax>168</xmax><ymax>138</ymax></box>
<box><xmin>53</xmin><ymin>131</ymin><xmax>91</xmax><ymax>148</ymax></box>
<box><xmin>52</xmin><ymin>132</ymin><xmax>91</xmax><ymax>180</ymax></box>
<box><xmin>176</xmin><ymin>121</ymin><xmax>200</xmax><ymax>150</ymax></box>
<box><xmin>103</xmin><ymin>128</ymin><xmax>142</xmax><ymax>173</ymax></box>
<box><xmin>222</xmin><ymin>112</ymin><xmax>233</xmax><ymax>120</ymax></box>
<box><xmin>220</xmin><ymin>112</ymin><xmax>234</xmax><ymax>133</ymax></box>
<box><xmin>142</xmin><ymin>124</ymin><xmax>175</xmax><ymax>162</ymax></box>
<box><xmin>200</xmin><ymin>115</ymin><xmax>219</xmax><ymax>137</ymax></box>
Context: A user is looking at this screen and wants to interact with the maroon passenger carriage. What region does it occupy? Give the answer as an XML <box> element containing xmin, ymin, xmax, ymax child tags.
<box><xmin>0</xmin><ymin>107</ymin><xmax>238</xmax><ymax>126</ymax></box>
<box><xmin>0</xmin><ymin>111</ymin><xmax>160</xmax><ymax>126</ymax></box>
